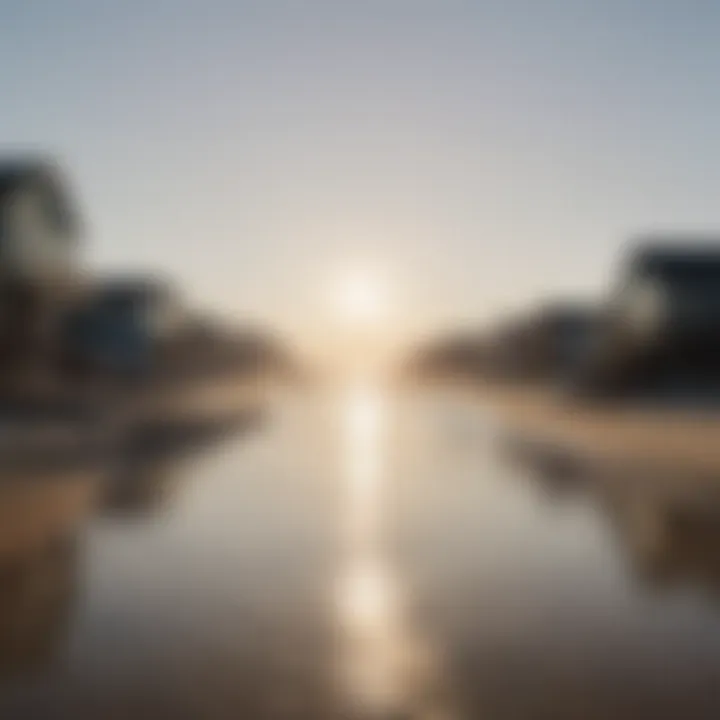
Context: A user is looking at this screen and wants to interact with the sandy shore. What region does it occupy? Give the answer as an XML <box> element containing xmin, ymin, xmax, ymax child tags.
<box><xmin>469</xmin><ymin>379</ymin><xmax>720</xmax><ymax>480</ymax></box>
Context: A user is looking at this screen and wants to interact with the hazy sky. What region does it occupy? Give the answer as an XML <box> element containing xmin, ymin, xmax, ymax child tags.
<box><xmin>3</xmin><ymin>1</ymin><xmax>720</xmax><ymax>349</ymax></box>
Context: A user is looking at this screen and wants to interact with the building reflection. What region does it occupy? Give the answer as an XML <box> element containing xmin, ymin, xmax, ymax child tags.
<box><xmin>103</xmin><ymin>456</ymin><xmax>187</xmax><ymax>516</ymax></box>
<box><xmin>601</xmin><ymin>488</ymin><xmax>720</xmax><ymax>595</ymax></box>
<box><xmin>104</xmin><ymin>409</ymin><xmax>265</xmax><ymax>516</ymax></box>
<box><xmin>0</xmin><ymin>537</ymin><xmax>78</xmax><ymax>679</ymax></box>
<box><xmin>0</xmin><ymin>469</ymin><xmax>99</xmax><ymax>561</ymax></box>
<box><xmin>517</xmin><ymin>445</ymin><xmax>720</xmax><ymax>602</ymax></box>
<box><xmin>0</xmin><ymin>406</ymin><xmax>266</xmax><ymax>686</ymax></box>
<box><xmin>0</xmin><ymin>470</ymin><xmax>92</xmax><ymax>680</ymax></box>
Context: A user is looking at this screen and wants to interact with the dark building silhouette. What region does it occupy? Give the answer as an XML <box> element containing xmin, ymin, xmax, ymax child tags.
<box><xmin>0</xmin><ymin>160</ymin><xmax>83</xmax><ymax>390</ymax></box>
<box><xmin>578</xmin><ymin>241</ymin><xmax>720</xmax><ymax>397</ymax></box>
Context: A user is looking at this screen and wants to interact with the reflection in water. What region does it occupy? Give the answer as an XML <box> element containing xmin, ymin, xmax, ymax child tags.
<box><xmin>336</xmin><ymin>384</ymin><xmax>451</xmax><ymax>719</ymax></box>
<box><xmin>0</xmin><ymin>465</ymin><xmax>97</xmax><ymax>683</ymax></box>
<box><xmin>105</xmin><ymin>411</ymin><xmax>264</xmax><ymax>516</ymax></box>
<box><xmin>518</xmin><ymin>443</ymin><xmax>720</xmax><ymax>603</ymax></box>
<box><xmin>0</xmin><ymin>472</ymin><xmax>99</xmax><ymax>563</ymax></box>
<box><xmin>0</xmin><ymin>472</ymin><xmax>90</xmax><ymax>682</ymax></box>
<box><xmin>104</xmin><ymin>458</ymin><xmax>185</xmax><ymax>516</ymax></box>
<box><xmin>342</xmin><ymin>385</ymin><xmax>386</xmax><ymax>549</ymax></box>
<box><xmin>602</xmin><ymin>487</ymin><xmax>720</xmax><ymax>597</ymax></box>
<box><xmin>12</xmin><ymin>389</ymin><xmax>720</xmax><ymax>717</ymax></box>
<box><xmin>0</xmin><ymin>538</ymin><xmax>78</xmax><ymax>679</ymax></box>
<box><xmin>0</xmin><ymin>409</ymin><xmax>262</xmax><ymax>699</ymax></box>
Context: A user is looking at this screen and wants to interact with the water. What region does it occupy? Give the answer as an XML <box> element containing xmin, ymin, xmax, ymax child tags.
<box><xmin>1</xmin><ymin>386</ymin><xmax>720</xmax><ymax>718</ymax></box>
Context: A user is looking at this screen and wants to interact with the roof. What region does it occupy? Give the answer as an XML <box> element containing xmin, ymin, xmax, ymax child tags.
<box><xmin>630</xmin><ymin>243</ymin><xmax>720</xmax><ymax>283</ymax></box>
<box><xmin>0</xmin><ymin>158</ymin><xmax>80</xmax><ymax>238</ymax></box>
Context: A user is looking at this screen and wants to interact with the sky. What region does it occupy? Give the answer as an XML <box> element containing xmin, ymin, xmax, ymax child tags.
<box><xmin>3</xmin><ymin>1</ymin><xmax>720</xmax><ymax>356</ymax></box>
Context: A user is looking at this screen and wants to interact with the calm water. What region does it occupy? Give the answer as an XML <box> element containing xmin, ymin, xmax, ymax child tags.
<box><xmin>1</xmin><ymin>386</ymin><xmax>720</xmax><ymax>718</ymax></box>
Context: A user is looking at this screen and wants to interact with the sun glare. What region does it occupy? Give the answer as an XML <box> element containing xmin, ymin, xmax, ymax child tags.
<box><xmin>317</xmin><ymin>260</ymin><xmax>401</xmax><ymax>375</ymax></box>
<box><xmin>332</xmin><ymin>267</ymin><xmax>389</xmax><ymax>326</ymax></box>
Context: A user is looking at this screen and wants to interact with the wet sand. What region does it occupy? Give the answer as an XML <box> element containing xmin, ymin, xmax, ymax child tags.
<box><xmin>471</xmin><ymin>379</ymin><xmax>720</xmax><ymax>479</ymax></box>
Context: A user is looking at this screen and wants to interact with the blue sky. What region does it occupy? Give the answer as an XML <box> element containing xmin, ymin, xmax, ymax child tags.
<box><xmin>3</xmin><ymin>1</ymin><xmax>720</xmax><ymax>348</ymax></box>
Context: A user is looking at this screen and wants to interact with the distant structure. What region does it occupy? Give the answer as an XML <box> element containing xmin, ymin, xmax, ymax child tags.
<box><xmin>488</xmin><ymin>302</ymin><xmax>597</xmax><ymax>383</ymax></box>
<box><xmin>62</xmin><ymin>276</ymin><xmax>184</xmax><ymax>377</ymax></box>
<box><xmin>0</xmin><ymin>160</ymin><xmax>80</xmax><ymax>281</ymax></box>
<box><xmin>0</xmin><ymin>160</ymin><xmax>83</xmax><ymax>389</ymax></box>
<box><xmin>410</xmin><ymin>238</ymin><xmax>720</xmax><ymax>400</ymax></box>
<box><xmin>408</xmin><ymin>301</ymin><xmax>597</xmax><ymax>386</ymax></box>
<box><xmin>0</xmin><ymin>154</ymin><xmax>297</xmax><ymax>444</ymax></box>
<box><xmin>582</xmin><ymin>240</ymin><xmax>720</xmax><ymax>395</ymax></box>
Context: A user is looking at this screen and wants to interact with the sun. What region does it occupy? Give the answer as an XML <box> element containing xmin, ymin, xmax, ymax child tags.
<box><xmin>332</xmin><ymin>266</ymin><xmax>390</xmax><ymax>326</ymax></box>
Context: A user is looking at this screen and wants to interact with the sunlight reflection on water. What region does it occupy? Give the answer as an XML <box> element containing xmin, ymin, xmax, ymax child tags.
<box><xmin>335</xmin><ymin>383</ymin><xmax>455</xmax><ymax>719</ymax></box>
<box><xmin>342</xmin><ymin>385</ymin><xmax>386</xmax><ymax>549</ymax></box>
